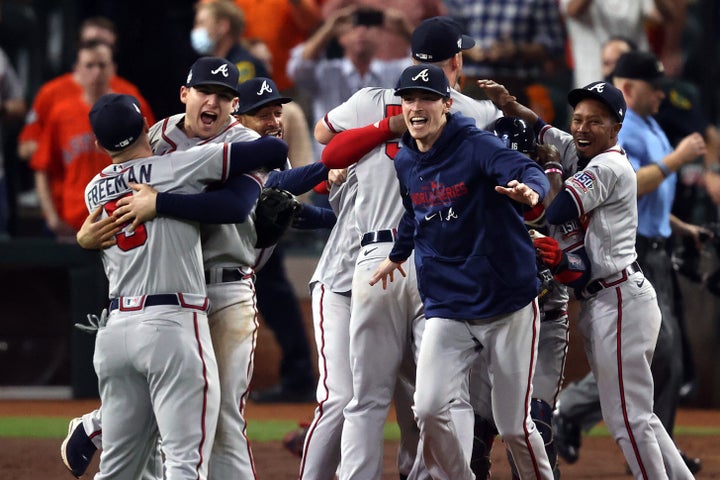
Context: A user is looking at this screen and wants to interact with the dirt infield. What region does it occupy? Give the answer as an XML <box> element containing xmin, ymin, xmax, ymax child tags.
<box><xmin>0</xmin><ymin>400</ymin><xmax>718</xmax><ymax>479</ymax></box>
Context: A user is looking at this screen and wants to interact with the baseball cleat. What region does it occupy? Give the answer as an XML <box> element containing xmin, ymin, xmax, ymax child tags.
<box><xmin>552</xmin><ymin>412</ymin><xmax>580</xmax><ymax>464</ymax></box>
<box><xmin>282</xmin><ymin>422</ymin><xmax>309</xmax><ymax>457</ymax></box>
<box><xmin>679</xmin><ymin>451</ymin><xmax>702</xmax><ymax>474</ymax></box>
<box><xmin>61</xmin><ymin>417</ymin><xmax>97</xmax><ymax>478</ymax></box>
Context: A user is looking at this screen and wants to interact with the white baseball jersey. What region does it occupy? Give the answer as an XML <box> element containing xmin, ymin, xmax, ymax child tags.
<box><xmin>85</xmin><ymin>144</ymin><xmax>235</xmax><ymax>298</ymax></box>
<box><xmin>309</xmin><ymin>166</ymin><xmax>359</xmax><ymax>293</ymax></box>
<box><xmin>148</xmin><ymin>114</ymin><xmax>265</xmax><ymax>271</ymax></box>
<box><xmin>563</xmin><ymin>147</ymin><xmax>638</xmax><ymax>279</ymax></box>
<box><xmin>324</xmin><ymin>87</ymin><xmax>501</xmax><ymax>235</ymax></box>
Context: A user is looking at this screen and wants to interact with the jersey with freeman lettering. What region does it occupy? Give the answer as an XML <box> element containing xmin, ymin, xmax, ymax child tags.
<box><xmin>148</xmin><ymin>114</ymin><xmax>265</xmax><ymax>270</ymax></box>
<box><xmin>85</xmin><ymin>144</ymin><xmax>233</xmax><ymax>298</ymax></box>
<box><xmin>324</xmin><ymin>87</ymin><xmax>501</xmax><ymax>236</ymax></box>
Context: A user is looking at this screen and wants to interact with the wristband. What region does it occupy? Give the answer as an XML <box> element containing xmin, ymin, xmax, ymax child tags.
<box><xmin>543</xmin><ymin>161</ymin><xmax>563</xmax><ymax>171</ymax></box>
<box><xmin>545</xmin><ymin>168</ymin><xmax>563</xmax><ymax>176</ymax></box>
<box><xmin>657</xmin><ymin>161</ymin><xmax>671</xmax><ymax>178</ymax></box>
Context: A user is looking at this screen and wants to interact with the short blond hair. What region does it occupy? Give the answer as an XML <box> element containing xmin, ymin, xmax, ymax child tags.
<box><xmin>198</xmin><ymin>0</ymin><xmax>246</xmax><ymax>37</ymax></box>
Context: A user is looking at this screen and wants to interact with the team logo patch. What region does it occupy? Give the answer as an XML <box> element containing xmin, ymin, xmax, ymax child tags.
<box><xmin>210</xmin><ymin>64</ymin><xmax>230</xmax><ymax>77</ymax></box>
<box><xmin>257</xmin><ymin>80</ymin><xmax>273</xmax><ymax>96</ymax></box>
<box><xmin>411</xmin><ymin>69</ymin><xmax>430</xmax><ymax>82</ymax></box>
<box><xmin>587</xmin><ymin>83</ymin><xmax>605</xmax><ymax>93</ymax></box>
<box><xmin>568</xmin><ymin>171</ymin><xmax>596</xmax><ymax>193</ymax></box>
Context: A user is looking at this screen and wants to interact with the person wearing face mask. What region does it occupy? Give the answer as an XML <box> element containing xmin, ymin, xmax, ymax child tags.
<box><xmin>191</xmin><ymin>0</ymin><xmax>270</xmax><ymax>84</ymax></box>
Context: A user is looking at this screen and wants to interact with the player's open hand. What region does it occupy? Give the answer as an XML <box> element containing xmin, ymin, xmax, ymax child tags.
<box><xmin>76</xmin><ymin>206</ymin><xmax>120</xmax><ymax>250</ymax></box>
<box><xmin>113</xmin><ymin>183</ymin><xmax>158</xmax><ymax>231</ymax></box>
<box><xmin>369</xmin><ymin>257</ymin><xmax>406</xmax><ymax>289</ymax></box>
<box><xmin>495</xmin><ymin>180</ymin><xmax>540</xmax><ymax>207</ymax></box>
<box><xmin>476</xmin><ymin>79</ymin><xmax>515</xmax><ymax>107</ymax></box>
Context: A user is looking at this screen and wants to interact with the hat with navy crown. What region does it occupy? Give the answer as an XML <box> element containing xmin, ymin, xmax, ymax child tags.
<box><xmin>568</xmin><ymin>81</ymin><xmax>626</xmax><ymax>123</ymax></box>
<box><xmin>236</xmin><ymin>77</ymin><xmax>292</xmax><ymax>114</ymax></box>
<box><xmin>186</xmin><ymin>56</ymin><xmax>240</xmax><ymax>94</ymax></box>
<box><xmin>89</xmin><ymin>93</ymin><xmax>145</xmax><ymax>151</ymax></box>
<box><xmin>612</xmin><ymin>50</ymin><xmax>665</xmax><ymax>85</ymax></box>
<box><xmin>394</xmin><ymin>64</ymin><xmax>451</xmax><ymax>98</ymax></box>
<box><xmin>411</xmin><ymin>16</ymin><xmax>475</xmax><ymax>62</ymax></box>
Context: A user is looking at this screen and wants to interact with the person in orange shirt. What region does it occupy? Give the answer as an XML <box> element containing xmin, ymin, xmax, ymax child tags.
<box><xmin>232</xmin><ymin>0</ymin><xmax>324</xmax><ymax>92</ymax></box>
<box><xmin>30</xmin><ymin>40</ymin><xmax>153</xmax><ymax>238</ymax></box>
<box><xmin>17</xmin><ymin>16</ymin><xmax>155</xmax><ymax>161</ymax></box>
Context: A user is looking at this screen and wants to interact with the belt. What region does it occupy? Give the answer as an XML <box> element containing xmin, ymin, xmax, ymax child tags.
<box><xmin>109</xmin><ymin>293</ymin><xmax>209</xmax><ymax>312</ymax></box>
<box><xmin>204</xmin><ymin>267</ymin><xmax>254</xmax><ymax>284</ymax></box>
<box><xmin>361</xmin><ymin>229</ymin><xmax>396</xmax><ymax>247</ymax></box>
<box><xmin>542</xmin><ymin>309</ymin><xmax>567</xmax><ymax>322</ymax></box>
<box><xmin>576</xmin><ymin>261</ymin><xmax>643</xmax><ymax>300</ymax></box>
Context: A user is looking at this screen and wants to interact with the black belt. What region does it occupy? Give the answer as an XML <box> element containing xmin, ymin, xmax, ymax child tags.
<box><xmin>542</xmin><ymin>309</ymin><xmax>567</xmax><ymax>322</ymax></box>
<box><xmin>577</xmin><ymin>261</ymin><xmax>643</xmax><ymax>299</ymax></box>
<box><xmin>109</xmin><ymin>293</ymin><xmax>180</xmax><ymax>312</ymax></box>
<box><xmin>204</xmin><ymin>268</ymin><xmax>253</xmax><ymax>284</ymax></box>
<box><xmin>361</xmin><ymin>230</ymin><xmax>396</xmax><ymax>247</ymax></box>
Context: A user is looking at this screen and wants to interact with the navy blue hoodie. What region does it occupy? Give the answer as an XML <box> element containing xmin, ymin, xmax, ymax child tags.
<box><xmin>389</xmin><ymin>113</ymin><xmax>548</xmax><ymax>320</ymax></box>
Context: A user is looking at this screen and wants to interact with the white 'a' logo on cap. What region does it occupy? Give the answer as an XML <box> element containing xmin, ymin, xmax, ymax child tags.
<box><xmin>257</xmin><ymin>80</ymin><xmax>273</xmax><ymax>96</ymax></box>
<box><xmin>133</xmin><ymin>103</ymin><xmax>141</xmax><ymax>114</ymax></box>
<box><xmin>588</xmin><ymin>83</ymin><xmax>605</xmax><ymax>93</ymax></box>
<box><xmin>411</xmin><ymin>69</ymin><xmax>431</xmax><ymax>82</ymax></box>
<box><xmin>210</xmin><ymin>64</ymin><xmax>230</xmax><ymax>77</ymax></box>
<box><xmin>457</xmin><ymin>37</ymin><xmax>462</xmax><ymax>49</ymax></box>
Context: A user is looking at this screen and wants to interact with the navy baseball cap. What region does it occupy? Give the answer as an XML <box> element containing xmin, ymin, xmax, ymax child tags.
<box><xmin>612</xmin><ymin>50</ymin><xmax>665</xmax><ymax>85</ymax></box>
<box><xmin>568</xmin><ymin>81</ymin><xmax>627</xmax><ymax>123</ymax></box>
<box><xmin>395</xmin><ymin>64</ymin><xmax>451</xmax><ymax>98</ymax></box>
<box><xmin>89</xmin><ymin>93</ymin><xmax>145</xmax><ymax>151</ymax></box>
<box><xmin>186</xmin><ymin>56</ymin><xmax>240</xmax><ymax>95</ymax></box>
<box><xmin>235</xmin><ymin>77</ymin><xmax>292</xmax><ymax>114</ymax></box>
<box><xmin>411</xmin><ymin>16</ymin><xmax>475</xmax><ymax>62</ymax></box>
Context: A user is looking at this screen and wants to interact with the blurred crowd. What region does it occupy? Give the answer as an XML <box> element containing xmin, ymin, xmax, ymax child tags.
<box><xmin>0</xmin><ymin>0</ymin><xmax>716</xmax><ymax>243</ymax></box>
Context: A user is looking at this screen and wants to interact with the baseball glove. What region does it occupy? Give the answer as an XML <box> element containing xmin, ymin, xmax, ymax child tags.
<box><xmin>254</xmin><ymin>187</ymin><xmax>302</xmax><ymax>248</ymax></box>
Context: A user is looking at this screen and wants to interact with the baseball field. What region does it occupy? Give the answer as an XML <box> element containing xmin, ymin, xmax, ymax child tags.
<box><xmin>0</xmin><ymin>399</ymin><xmax>718</xmax><ymax>479</ymax></box>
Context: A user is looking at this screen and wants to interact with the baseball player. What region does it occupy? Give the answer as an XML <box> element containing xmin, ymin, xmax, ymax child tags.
<box><xmin>84</xmin><ymin>92</ymin><xmax>287</xmax><ymax>480</ymax></box>
<box><xmin>67</xmin><ymin>65</ymin><xmax>355</xmax><ymax>480</ymax></box>
<box><xmin>314</xmin><ymin>17</ymin><xmax>506</xmax><ymax>479</ymax></box>
<box><xmin>492</xmin><ymin>117</ymin><xmax>584</xmax><ymax>478</ymax></box>
<box><xmin>370</xmin><ymin>64</ymin><xmax>553</xmax><ymax>480</ymax></box>
<box><xmin>66</xmin><ymin>57</ymin><xmax>265</xmax><ymax>480</ymax></box>
<box><xmin>503</xmin><ymin>81</ymin><xmax>695</xmax><ymax>478</ymax></box>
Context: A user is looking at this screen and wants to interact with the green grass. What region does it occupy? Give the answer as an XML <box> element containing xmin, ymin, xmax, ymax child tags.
<box><xmin>0</xmin><ymin>417</ymin><xmax>403</xmax><ymax>441</ymax></box>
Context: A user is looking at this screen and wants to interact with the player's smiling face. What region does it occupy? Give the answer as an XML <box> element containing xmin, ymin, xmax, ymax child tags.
<box><xmin>570</xmin><ymin>99</ymin><xmax>621</xmax><ymax>161</ymax></box>
<box><xmin>180</xmin><ymin>85</ymin><xmax>238</xmax><ymax>139</ymax></box>
<box><xmin>239</xmin><ymin>103</ymin><xmax>284</xmax><ymax>138</ymax></box>
<box><xmin>401</xmin><ymin>91</ymin><xmax>451</xmax><ymax>152</ymax></box>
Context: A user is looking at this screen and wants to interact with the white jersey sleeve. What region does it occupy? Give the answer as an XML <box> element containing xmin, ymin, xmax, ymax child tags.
<box><xmin>563</xmin><ymin>147</ymin><xmax>638</xmax><ymax>279</ymax></box>
<box><xmin>448</xmin><ymin>89</ymin><xmax>502</xmax><ymax>130</ymax></box>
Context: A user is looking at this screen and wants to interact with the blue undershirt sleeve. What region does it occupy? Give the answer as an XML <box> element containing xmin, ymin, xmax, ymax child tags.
<box><xmin>545</xmin><ymin>190</ymin><xmax>580</xmax><ymax>225</ymax></box>
<box><xmin>229</xmin><ymin>136</ymin><xmax>288</xmax><ymax>175</ymax></box>
<box><xmin>156</xmin><ymin>175</ymin><xmax>261</xmax><ymax>223</ymax></box>
<box><xmin>265</xmin><ymin>162</ymin><xmax>329</xmax><ymax>195</ymax></box>
<box><xmin>292</xmin><ymin>204</ymin><xmax>337</xmax><ymax>229</ymax></box>
<box><xmin>389</xmin><ymin>188</ymin><xmax>416</xmax><ymax>262</ymax></box>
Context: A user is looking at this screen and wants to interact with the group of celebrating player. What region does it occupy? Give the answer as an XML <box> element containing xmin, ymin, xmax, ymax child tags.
<box><xmin>59</xmin><ymin>14</ymin><xmax>694</xmax><ymax>480</ymax></box>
